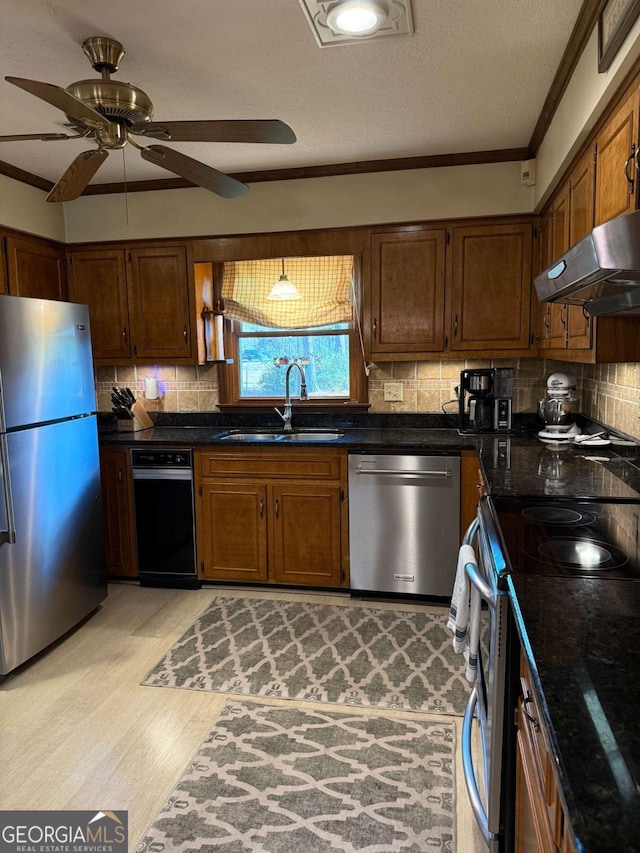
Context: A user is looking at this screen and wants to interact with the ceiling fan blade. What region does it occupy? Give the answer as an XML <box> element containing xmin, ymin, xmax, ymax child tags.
<box><xmin>46</xmin><ymin>149</ymin><xmax>108</xmax><ymax>203</ymax></box>
<box><xmin>5</xmin><ymin>77</ymin><xmax>106</xmax><ymax>129</ymax></box>
<box><xmin>0</xmin><ymin>132</ymin><xmax>72</xmax><ymax>142</ymax></box>
<box><xmin>140</xmin><ymin>144</ymin><xmax>249</xmax><ymax>199</ymax></box>
<box><xmin>133</xmin><ymin>119</ymin><xmax>296</xmax><ymax>144</ymax></box>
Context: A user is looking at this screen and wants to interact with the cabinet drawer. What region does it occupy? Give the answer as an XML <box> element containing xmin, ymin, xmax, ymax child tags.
<box><xmin>197</xmin><ymin>448</ymin><xmax>346</xmax><ymax>481</ymax></box>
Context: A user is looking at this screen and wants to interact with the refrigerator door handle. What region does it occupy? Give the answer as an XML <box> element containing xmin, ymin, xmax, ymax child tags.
<box><xmin>0</xmin><ymin>432</ymin><xmax>17</xmax><ymax>544</ymax></box>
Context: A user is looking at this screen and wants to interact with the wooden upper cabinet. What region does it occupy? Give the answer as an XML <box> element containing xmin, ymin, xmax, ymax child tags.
<box><xmin>67</xmin><ymin>243</ymin><xmax>194</xmax><ymax>364</ymax></box>
<box><xmin>68</xmin><ymin>249</ymin><xmax>131</xmax><ymax>361</ymax></box>
<box><xmin>594</xmin><ymin>85</ymin><xmax>639</xmax><ymax>226</ymax></box>
<box><xmin>127</xmin><ymin>246</ymin><xmax>192</xmax><ymax>361</ymax></box>
<box><xmin>450</xmin><ymin>223</ymin><xmax>532</xmax><ymax>351</ymax></box>
<box><xmin>567</xmin><ymin>149</ymin><xmax>595</xmax><ymax>350</ymax></box>
<box><xmin>370</xmin><ymin>229</ymin><xmax>446</xmax><ymax>356</ymax></box>
<box><xmin>4</xmin><ymin>235</ymin><xmax>66</xmax><ymax>300</ymax></box>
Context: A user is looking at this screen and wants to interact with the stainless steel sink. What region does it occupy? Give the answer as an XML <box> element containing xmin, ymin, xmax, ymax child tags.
<box><xmin>216</xmin><ymin>431</ymin><xmax>281</xmax><ymax>441</ymax></box>
<box><xmin>215</xmin><ymin>429</ymin><xmax>343</xmax><ymax>442</ymax></box>
<box><xmin>279</xmin><ymin>432</ymin><xmax>343</xmax><ymax>441</ymax></box>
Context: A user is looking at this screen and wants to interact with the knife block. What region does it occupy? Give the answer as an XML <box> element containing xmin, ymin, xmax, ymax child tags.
<box><xmin>116</xmin><ymin>401</ymin><xmax>154</xmax><ymax>432</ymax></box>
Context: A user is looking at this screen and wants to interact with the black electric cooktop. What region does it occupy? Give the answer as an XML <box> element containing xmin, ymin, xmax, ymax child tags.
<box><xmin>493</xmin><ymin>497</ymin><xmax>640</xmax><ymax>580</ymax></box>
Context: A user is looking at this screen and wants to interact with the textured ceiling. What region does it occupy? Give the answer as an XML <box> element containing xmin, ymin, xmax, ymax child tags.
<box><xmin>0</xmin><ymin>0</ymin><xmax>584</xmax><ymax>189</ymax></box>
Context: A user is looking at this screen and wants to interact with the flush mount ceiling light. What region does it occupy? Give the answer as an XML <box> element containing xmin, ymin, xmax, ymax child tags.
<box><xmin>326</xmin><ymin>1</ymin><xmax>388</xmax><ymax>35</ymax></box>
<box><xmin>299</xmin><ymin>0</ymin><xmax>413</xmax><ymax>47</ymax></box>
<box><xmin>267</xmin><ymin>259</ymin><xmax>302</xmax><ymax>301</ymax></box>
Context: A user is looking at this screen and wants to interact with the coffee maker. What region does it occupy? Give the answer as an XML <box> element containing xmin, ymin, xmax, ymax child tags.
<box><xmin>458</xmin><ymin>368</ymin><xmax>513</xmax><ymax>433</ymax></box>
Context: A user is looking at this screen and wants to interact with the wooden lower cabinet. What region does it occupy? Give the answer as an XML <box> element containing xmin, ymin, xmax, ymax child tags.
<box><xmin>196</xmin><ymin>447</ymin><xmax>349</xmax><ymax>588</ymax></box>
<box><xmin>99</xmin><ymin>446</ymin><xmax>137</xmax><ymax>577</ymax></box>
<box><xmin>516</xmin><ymin>651</ymin><xmax>576</xmax><ymax>853</ymax></box>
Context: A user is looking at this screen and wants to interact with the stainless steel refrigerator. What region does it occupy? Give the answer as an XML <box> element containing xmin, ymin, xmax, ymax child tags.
<box><xmin>0</xmin><ymin>294</ymin><xmax>107</xmax><ymax>676</ymax></box>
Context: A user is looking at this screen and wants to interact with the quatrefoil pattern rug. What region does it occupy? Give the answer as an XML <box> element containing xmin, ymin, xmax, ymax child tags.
<box><xmin>142</xmin><ymin>597</ymin><xmax>470</xmax><ymax>715</ymax></box>
<box><xmin>135</xmin><ymin>700</ymin><xmax>455</xmax><ymax>853</ymax></box>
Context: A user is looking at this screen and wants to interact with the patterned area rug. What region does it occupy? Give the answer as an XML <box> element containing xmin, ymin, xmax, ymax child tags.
<box><xmin>142</xmin><ymin>597</ymin><xmax>470</xmax><ymax>715</ymax></box>
<box><xmin>135</xmin><ymin>700</ymin><xmax>455</xmax><ymax>853</ymax></box>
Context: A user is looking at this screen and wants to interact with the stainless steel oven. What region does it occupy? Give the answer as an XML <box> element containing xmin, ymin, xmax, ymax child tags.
<box><xmin>459</xmin><ymin>497</ymin><xmax>519</xmax><ymax>853</ymax></box>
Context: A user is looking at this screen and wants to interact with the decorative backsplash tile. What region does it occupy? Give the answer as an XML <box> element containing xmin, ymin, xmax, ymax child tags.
<box><xmin>95</xmin><ymin>357</ymin><xmax>640</xmax><ymax>439</ymax></box>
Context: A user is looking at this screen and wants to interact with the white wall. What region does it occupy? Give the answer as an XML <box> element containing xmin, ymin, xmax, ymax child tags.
<box><xmin>0</xmin><ymin>174</ymin><xmax>65</xmax><ymax>241</ymax></box>
<box><xmin>535</xmin><ymin>17</ymin><xmax>640</xmax><ymax>207</ymax></box>
<box><xmin>64</xmin><ymin>161</ymin><xmax>534</xmax><ymax>243</ymax></box>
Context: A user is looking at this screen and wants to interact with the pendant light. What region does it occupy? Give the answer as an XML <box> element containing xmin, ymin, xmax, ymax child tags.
<box><xmin>326</xmin><ymin>1</ymin><xmax>389</xmax><ymax>35</ymax></box>
<box><xmin>267</xmin><ymin>258</ymin><xmax>302</xmax><ymax>301</ymax></box>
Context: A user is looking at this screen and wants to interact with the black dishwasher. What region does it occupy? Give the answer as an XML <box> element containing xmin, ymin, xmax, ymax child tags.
<box><xmin>131</xmin><ymin>448</ymin><xmax>200</xmax><ymax>588</ymax></box>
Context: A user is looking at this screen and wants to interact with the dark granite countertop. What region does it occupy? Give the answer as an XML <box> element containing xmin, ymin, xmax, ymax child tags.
<box><xmin>508</xmin><ymin>574</ymin><xmax>640</xmax><ymax>853</ymax></box>
<box><xmin>99</xmin><ymin>409</ymin><xmax>640</xmax><ymax>845</ymax></box>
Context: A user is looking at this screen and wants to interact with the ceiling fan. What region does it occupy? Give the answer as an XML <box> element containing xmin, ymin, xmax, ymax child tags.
<box><xmin>1</xmin><ymin>36</ymin><xmax>296</xmax><ymax>203</ymax></box>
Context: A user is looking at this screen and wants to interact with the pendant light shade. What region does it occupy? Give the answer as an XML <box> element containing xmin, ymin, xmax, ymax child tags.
<box><xmin>267</xmin><ymin>259</ymin><xmax>302</xmax><ymax>301</ymax></box>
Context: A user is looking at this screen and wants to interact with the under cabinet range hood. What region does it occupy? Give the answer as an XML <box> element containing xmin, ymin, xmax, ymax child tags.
<box><xmin>535</xmin><ymin>209</ymin><xmax>640</xmax><ymax>316</ymax></box>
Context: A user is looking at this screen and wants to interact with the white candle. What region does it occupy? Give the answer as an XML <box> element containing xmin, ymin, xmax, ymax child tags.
<box><xmin>145</xmin><ymin>376</ymin><xmax>159</xmax><ymax>400</ymax></box>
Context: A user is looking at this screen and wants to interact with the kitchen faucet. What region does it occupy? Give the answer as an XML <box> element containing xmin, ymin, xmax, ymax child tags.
<box><xmin>274</xmin><ymin>362</ymin><xmax>308</xmax><ymax>431</ymax></box>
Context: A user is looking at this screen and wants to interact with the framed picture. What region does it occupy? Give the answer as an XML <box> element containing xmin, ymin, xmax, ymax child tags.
<box><xmin>598</xmin><ymin>0</ymin><xmax>640</xmax><ymax>72</ymax></box>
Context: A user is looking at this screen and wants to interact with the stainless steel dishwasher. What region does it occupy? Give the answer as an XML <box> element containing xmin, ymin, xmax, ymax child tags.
<box><xmin>348</xmin><ymin>453</ymin><xmax>460</xmax><ymax>596</ymax></box>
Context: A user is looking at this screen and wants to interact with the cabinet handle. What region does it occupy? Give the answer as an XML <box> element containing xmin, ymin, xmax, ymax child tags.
<box><xmin>118</xmin><ymin>468</ymin><xmax>123</xmax><ymax>483</ymax></box>
<box><xmin>454</xmin><ymin>315</ymin><xmax>459</xmax><ymax>336</ymax></box>
<box><xmin>259</xmin><ymin>498</ymin><xmax>264</xmax><ymax>519</ymax></box>
<box><xmin>183</xmin><ymin>326</ymin><xmax>188</xmax><ymax>343</ymax></box>
<box><xmin>543</xmin><ymin>307</ymin><xmax>550</xmax><ymax>336</ymax></box>
<box><xmin>373</xmin><ymin>318</ymin><xmax>378</xmax><ymax>340</ymax></box>
<box><xmin>275</xmin><ymin>499</ymin><xmax>279</xmax><ymax>518</ymax></box>
<box><xmin>582</xmin><ymin>306</ymin><xmax>591</xmax><ymax>331</ymax></box>
<box><xmin>122</xmin><ymin>327</ymin><xmax>128</xmax><ymax>343</ymax></box>
<box><xmin>522</xmin><ymin>695</ymin><xmax>540</xmax><ymax>731</ymax></box>
<box><xmin>626</xmin><ymin>143</ymin><xmax>636</xmax><ymax>192</ymax></box>
<box><xmin>560</xmin><ymin>305</ymin><xmax>568</xmax><ymax>329</ymax></box>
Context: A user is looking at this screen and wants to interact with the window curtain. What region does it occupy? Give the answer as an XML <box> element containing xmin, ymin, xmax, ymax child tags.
<box><xmin>221</xmin><ymin>256</ymin><xmax>354</xmax><ymax>329</ymax></box>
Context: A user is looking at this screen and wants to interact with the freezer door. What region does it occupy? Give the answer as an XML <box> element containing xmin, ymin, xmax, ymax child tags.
<box><xmin>0</xmin><ymin>295</ymin><xmax>96</xmax><ymax>429</ymax></box>
<box><xmin>0</xmin><ymin>415</ymin><xmax>107</xmax><ymax>675</ymax></box>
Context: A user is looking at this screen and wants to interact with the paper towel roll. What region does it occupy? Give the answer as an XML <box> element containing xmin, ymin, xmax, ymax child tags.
<box><xmin>214</xmin><ymin>314</ymin><xmax>225</xmax><ymax>361</ymax></box>
<box><xmin>145</xmin><ymin>377</ymin><xmax>159</xmax><ymax>400</ymax></box>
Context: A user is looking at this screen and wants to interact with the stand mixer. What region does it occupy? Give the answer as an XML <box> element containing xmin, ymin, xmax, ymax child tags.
<box><xmin>538</xmin><ymin>373</ymin><xmax>581</xmax><ymax>441</ymax></box>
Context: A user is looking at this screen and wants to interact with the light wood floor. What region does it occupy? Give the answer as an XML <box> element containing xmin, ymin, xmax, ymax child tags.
<box><xmin>0</xmin><ymin>583</ymin><xmax>488</xmax><ymax>852</ymax></box>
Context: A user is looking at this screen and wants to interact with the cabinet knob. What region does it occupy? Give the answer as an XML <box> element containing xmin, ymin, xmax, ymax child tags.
<box><xmin>259</xmin><ymin>498</ymin><xmax>264</xmax><ymax>519</ymax></box>
<box><xmin>122</xmin><ymin>327</ymin><xmax>128</xmax><ymax>343</ymax></box>
<box><xmin>275</xmin><ymin>498</ymin><xmax>280</xmax><ymax>518</ymax></box>
<box><xmin>454</xmin><ymin>314</ymin><xmax>459</xmax><ymax>336</ymax></box>
<box><xmin>373</xmin><ymin>318</ymin><xmax>378</xmax><ymax>340</ymax></box>
<box><xmin>118</xmin><ymin>468</ymin><xmax>123</xmax><ymax>483</ymax></box>
<box><xmin>183</xmin><ymin>326</ymin><xmax>188</xmax><ymax>343</ymax></box>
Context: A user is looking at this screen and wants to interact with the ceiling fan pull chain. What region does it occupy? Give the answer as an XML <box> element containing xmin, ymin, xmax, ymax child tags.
<box><xmin>121</xmin><ymin>148</ymin><xmax>129</xmax><ymax>227</ymax></box>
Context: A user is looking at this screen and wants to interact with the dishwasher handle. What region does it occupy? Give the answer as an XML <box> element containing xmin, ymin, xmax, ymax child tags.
<box><xmin>355</xmin><ymin>467</ymin><xmax>451</xmax><ymax>478</ymax></box>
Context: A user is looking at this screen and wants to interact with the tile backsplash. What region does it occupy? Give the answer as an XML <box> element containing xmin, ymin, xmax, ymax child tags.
<box><xmin>95</xmin><ymin>358</ymin><xmax>640</xmax><ymax>440</ymax></box>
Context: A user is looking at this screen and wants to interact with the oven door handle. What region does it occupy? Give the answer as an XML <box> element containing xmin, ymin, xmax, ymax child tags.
<box><xmin>465</xmin><ymin>552</ymin><xmax>496</xmax><ymax>609</ymax></box>
<box><xmin>462</xmin><ymin>685</ymin><xmax>498</xmax><ymax>846</ymax></box>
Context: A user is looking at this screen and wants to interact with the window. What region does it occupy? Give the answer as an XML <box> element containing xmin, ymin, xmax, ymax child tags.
<box><xmin>217</xmin><ymin>256</ymin><xmax>366</xmax><ymax>407</ymax></box>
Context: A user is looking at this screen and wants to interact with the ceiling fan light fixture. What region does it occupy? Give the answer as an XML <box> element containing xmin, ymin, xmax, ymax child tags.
<box><xmin>326</xmin><ymin>0</ymin><xmax>388</xmax><ymax>35</ymax></box>
<box><xmin>267</xmin><ymin>260</ymin><xmax>302</xmax><ymax>300</ymax></box>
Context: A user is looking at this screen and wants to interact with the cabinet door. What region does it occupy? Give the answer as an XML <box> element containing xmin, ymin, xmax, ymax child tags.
<box><xmin>270</xmin><ymin>483</ymin><xmax>343</xmax><ymax>586</ymax></box>
<box><xmin>567</xmin><ymin>150</ymin><xmax>594</xmax><ymax>349</ymax></box>
<box><xmin>549</xmin><ymin>187</ymin><xmax>570</xmax><ymax>349</ymax></box>
<box><xmin>594</xmin><ymin>86</ymin><xmax>639</xmax><ymax>226</ymax></box>
<box><xmin>370</xmin><ymin>229</ymin><xmax>446</xmax><ymax>355</ymax></box>
<box><xmin>127</xmin><ymin>246</ymin><xmax>193</xmax><ymax>361</ymax></box>
<box><xmin>68</xmin><ymin>249</ymin><xmax>131</xmax><ymax>360</ymax></box>
<box><xmin>198</xmin><ymin>481</ymin><xmax>268</xmax><ymax>581</ymax></box>
<box><xmin>451</xmin><ymin>223</ymin><xmax>532</xmax><ymax>351</ymax></box>
<box><xmin>99</xmin><ymin>447</ymin><xmax>137</xmax><ymax>577</ymax></box>
<box><xmin>5</xmin><ymin>236</ymin><xmax>66</xmax><ymax>300</ymax></box>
